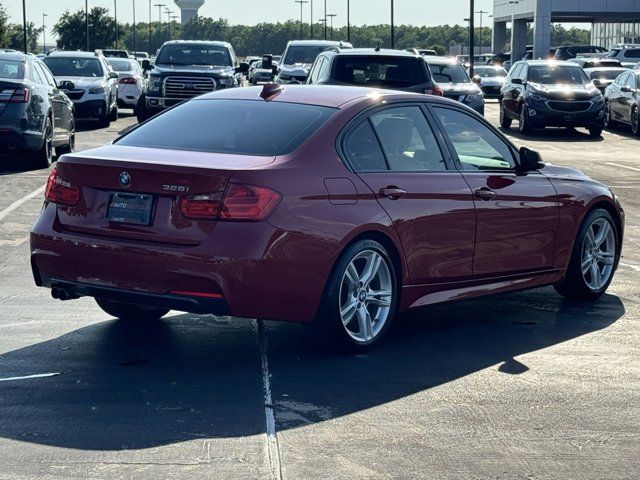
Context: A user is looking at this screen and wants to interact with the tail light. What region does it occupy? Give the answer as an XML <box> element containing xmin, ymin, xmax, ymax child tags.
<box><xmin>179</xmin><ymin>184</ymin><xmax>281</xmax><ymax>222</ymax></box>
<box><xmin>0</xmin><ymin>87</ymin><xmax>29</xmax><ymax>103</ymax></box>
<box><xmin>119</xmin><ymin>77</ymin><xmax>138</xmax><ymax>84</ymax></box>
<box><xmin>426</xmin><ymin>85</ymin><xmax>444</xmax><ymax>96</ymax></box>
<box><xmin>45</xmin><ymin>168</ymin><xmax>80</xmax><ymax>206</ymax></box>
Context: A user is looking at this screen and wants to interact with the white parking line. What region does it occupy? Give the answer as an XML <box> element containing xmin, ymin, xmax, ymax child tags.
<box><xmin>256</xmin><ymin>319</ymin><xmax>283</xmax><ymax>480</ymax></box>
<box><xmin>605</xmin><ymin>162</ymin><xmax>640</xmax><ymax>173</ymax></box>
<box><xmin>0</xmin><ymin>185</ymin><xmax>45</xmax><ymax>222</ymax></box>
<box><xmin>0</xmin><ymin>372</ymin><xmax>60</xmax><ymax>382</ymax></box>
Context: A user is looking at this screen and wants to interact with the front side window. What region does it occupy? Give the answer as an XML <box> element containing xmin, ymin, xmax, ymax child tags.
<box><xmin>626</xmin><ymin>74</ymin><xmax>638</xmax><ymax>89</ymax></box>
<box><xmin>434</xmin><ymin>107</ymin><xmax>515</xmax><ymax>171</ymax></box>
<box><xmin>370</xmin><ymin>106</ymin><xmax>446</xmax><ymax>172</ymax></box>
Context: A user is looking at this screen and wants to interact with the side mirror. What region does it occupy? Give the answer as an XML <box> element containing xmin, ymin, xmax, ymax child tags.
<box><xmin>471</xmin><ymin>75</ymin><xmax>481</xmax><ymax>84</ymax></box>
<box><xmin>518</xmin><ymin>146</ymin><xmax>544</xmax><ymax>172</ymax></box>
<box><xmin>141</xmin><ymin>59</ymin><xmax>152</xmax><ymax>71</ymax></box>
<box><xmin>235</xmin><ymin>62</ymin><xmax>249</xmax><ymax>74</ymax></box>
<box><xmin>272</xmin><ymin>66</ymin><xmax>279</xmax><ymax>75</ymax></box>
<box><xmin>108</xmin><ymin>71</ymin><xmax>119</xmax><ymax>79</ymax></box>
<box><xmin>58</xmin><ymin>80</ymin><xmax>75</xmax><ymax>90</ymax></box>
<box><xmin>621</xmin><ymin>85</ymin><xmax>634</xmax><ymax>93</ymax></box>
<box><xmin>512</xmin><ymin>78</ymin><xmax>523</xmax><ymax>85</ymax></box>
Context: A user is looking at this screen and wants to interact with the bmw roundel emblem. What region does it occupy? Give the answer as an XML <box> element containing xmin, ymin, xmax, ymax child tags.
<box><xmin>119</xmin><ymin>171</ymin><xmax>131</xmax><ymax>186</ymax></box>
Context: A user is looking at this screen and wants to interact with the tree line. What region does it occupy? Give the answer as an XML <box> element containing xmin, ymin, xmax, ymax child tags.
<box><xmin>2</xmin><ymin>6</ymin><xmax>591</xmax><ymax>57</ymax></box>
<box><xmin>0</xmin><ymin>5</ymin><xmax>43</xmax><ymax>52</ymax></box>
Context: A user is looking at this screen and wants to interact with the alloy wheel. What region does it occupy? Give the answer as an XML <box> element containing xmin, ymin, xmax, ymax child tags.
<box><xmin>604</xmin><ymin>103</ymin><xmax>611</xmax><ymax>128</ymax></box>
<box><xmin>581</xmin><ymin>217</ymin><xmax>616</xmax><ymax>292</ymax></box>
<box><xmin>338</xmin><ymin>249</ymin><xmax>393</xmax><ymax>344</ymax></box>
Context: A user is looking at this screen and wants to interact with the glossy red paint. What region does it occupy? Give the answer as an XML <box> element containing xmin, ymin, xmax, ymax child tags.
<box><xmin>30</xmin><ymin>86</ymin><xmax>624</xmax><ymax>324</ymax></box>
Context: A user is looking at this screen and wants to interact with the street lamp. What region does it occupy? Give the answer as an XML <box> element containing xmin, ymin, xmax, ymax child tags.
<box><xmin>164</xmin><ymin>8</ymin><xmax>173</xmax><ymax>42</ymax></box>
<box><xmin>42</xmin><ymin>13</ymin><xmax>48</xmax><ymax>54</ymax></box>
<box><xmin>169</xmin><ymin>14</ymin><xmax>179</xmax><ymax>40</ymax></box>
<box><xmin>148</xmin><ymin>0</ymin><xmax>152</xmax><ymax>53</ymax></box>
<box><xmin>85</xmin><ymin>0</ymin><xmax>89</xmax><ymax>51</ymax></box>
<box><xmin>294</xmin><ymin>1</ymin><xmax>309</xmax><ymax>39</ymax></box>
<box><xmin>154</xmin><ymin>4</ymin><xmax>165</xmax><ymax>43</ymax></box>
<box><xmin>326</xmin><ymin>13</ymin><xmax>337</xmax><ymax>40</ymax></box>
<box><xmin>476</xmin><ymin>9</ymin><xmax>488</xmax><ymax>56</ymax></box>
<box><xmin>346</xmin><ymin>0</ymin><xmax>350</xmax><ymax>43</ymax></box>
<box><xmin>310</xmin><ymin>0</ymin><xmax>313</xmax><ymax>39</ymax></box>
<box><xmin>390</xmin><ymin>0</ymin><xmax>395</xmax><ymax>49</ymax></box>
<box><xmin>468</xmin><ymin>0</ymin><xmax>475</xmax><ymax>77</ymax></box>
<box><xmin>323</xmin><ymin>0</ymin><xmax>327</xmax><ymax>40</ymax></box>
<box><xmin>113</xmin><ymin>1</ymin><xmax>118</xmax><ymax>48</ymax></box>
<box><xmin>132</xmin><ymin>0</ymin><xmax>137</xmax><ymax>53</ymax></box>
<box><xmin>21</xmin><ymin>0</ymin><xmax>28</xmax><ymax>53</ymax></box>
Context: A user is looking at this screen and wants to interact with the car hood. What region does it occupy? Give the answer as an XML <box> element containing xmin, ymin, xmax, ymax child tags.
<box><xmin>153</xmin><ymin>64</ymin><xmax>234</xmax><ymax>76</ymax></box>
<box><xmin>54</xmin><ymin>77</ymin><xmax>105</xmax><ymax>89</ymax></box>
<box><xmin>541</xmin><ymin>164</ymin><xmax>590</xmax><ymax>181</ymax></box>
<box><xmin>439</xmin><ymin>83</ymin><xmax>483</xmax><ymax>95</ymax></box>
<box><xmin>279</xmin><ymin>64</ymin><xmax>312</xmax><ymax>76</ymax></box>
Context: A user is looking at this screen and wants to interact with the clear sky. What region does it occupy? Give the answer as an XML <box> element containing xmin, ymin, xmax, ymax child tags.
<box><xmin>5</xmin><ymin>0</ymin><xmax>495</xmax><ymax>43</ymax></box>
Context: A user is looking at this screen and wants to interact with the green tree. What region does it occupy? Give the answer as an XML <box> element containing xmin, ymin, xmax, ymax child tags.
<box><xmin>6</xmin><ymin>22</ymin><xmax>42</xmax><ymax>52</ymax></box>
<box><xmin>53</xmin><ymin>7</ymin><xmax>117</xmax><ymax>50</ymax></box>
<box><xmin>0</xmin><ymin>4</ymin><xmax>8</xmax><ymax>47</ymax></box>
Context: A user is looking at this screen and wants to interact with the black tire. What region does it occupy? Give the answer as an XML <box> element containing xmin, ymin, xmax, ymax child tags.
<box><xmin>631</xmin><ymin>107</ymin><xmax>640</xmax><ymax>136</ymax></box>
<box><xmin>135</xmin><ymin>94</ymin><xmax>152</xmax><ymax>123</ymax></box>
<box><xmin>603</xmin><ymin>102</ymin><xmax>614</xmax><ymax>129</ymax></box>
<box><xmin>588</xmin><ymin>126</ymin><xmax>603</xmax><ymax>138</ymax></box>
<box><xmin>519</xmin><ymin>105</ymin><xmax>533</xmax><ymax>134</ymax></box>
<box><xmin>313</xmin><ymin>239</ymin><xmax>399</xmax><ymax>352</ymax></box>
<box><xmin>98</xmin><ymin>114</ymin><xmax>111</xmax><ymax>128</ymax></box>
<box><xmin>55</xmin><ymin>118</ymin><xmax>75</xmax><ymax>157</ymax></box>
<box><xmin>32</xmin><ymin>115</ymin><xmax>54</xmax><ymax>169</ymax></box>
<box><xmin>554</xmin><ymin>208</ymin><xmax>619</xmax><ymax>301</ymax></box>
<box><xmin>95</xmin><ymin>298</ymin><xmax>169</xmax><ymax>321</ymax></box>
<box><xmin>499</xmin><ymin>101</ymin><xmax>512</xmax><ymax>128</ymax></box>
<box><xmin>109</xmin><ymin>103</ymin><xmax>119</xmax><ymax>122</ymax></box>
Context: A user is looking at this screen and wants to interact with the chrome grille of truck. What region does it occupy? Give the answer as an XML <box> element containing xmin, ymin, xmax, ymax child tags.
<box><xmin>163</xmin><ymin>76</ymin><xmax>216</xmax><ymax>99</ymax></box>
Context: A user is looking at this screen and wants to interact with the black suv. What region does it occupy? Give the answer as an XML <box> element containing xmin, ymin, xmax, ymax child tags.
<box><xmin>138</xmin><ymin>40</ymin><xmax>248</xmax><ymax>122</ymax></box>
<box><xmin>499</xmin><ymin>60</ymin><xmax>605</xmax><ymax>136</ymax></box>
<box><xmin>554</xmin><ymin>45</ymin><xmax>607</xmax><ymax>60</ymax></box>
<box><xmin>305</xmin><ymin>48</ymin><xmax>440</xmax><ymax>95</ymax></box>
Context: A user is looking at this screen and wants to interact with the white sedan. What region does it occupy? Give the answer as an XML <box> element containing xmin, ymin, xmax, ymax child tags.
<box><xmin>107</xmin><ymin>58</ymin><xmax>146</xmax><ymax>109</ymax></box>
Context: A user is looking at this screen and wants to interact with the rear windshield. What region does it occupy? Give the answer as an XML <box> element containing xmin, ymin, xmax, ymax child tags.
<box><xmin>332</xmin><ymin>56</ymin><xmax>427</xmax><ymax>87</ymax></box>
<box><xmin>0</xmin><ymin>59</ymin><xmax>24</xmax><ymax>79</ymax></box>
<box><xmin>108</xmin><ymin>59</ymin><xmax>134</xmax><ymax>71</ymax></box>
<box><xmin>474</xmin><ymin>66</ymin><xmax>507</xmax><ymax>77</ymax></box>
<box><xmin>284</xmin><ymin>45</ymin><xmax>333</xmax><ymax>65</ymax></box>
<box><xmin>44</xmin><ymin>57</ymin><xmax>103</xmax><ymax>77</ymax></box>
<box><xmin>429</xmin><ymin>63</ymin><xmax>470</xmax><ymax>83</ymax></box>
<box><xmin>156</xmin><ymin>44</ymin><xmax>232</xmax><ymax>66</ymax></box>
<box><xmin>116</xmin><ymin>99</ymin><xmax>336</xmax><ymax>156</ymax></box>
<box><xmin>589</xmin><ymin>69</ymin><xmax>627</xmax><ymax>81</ymax></box>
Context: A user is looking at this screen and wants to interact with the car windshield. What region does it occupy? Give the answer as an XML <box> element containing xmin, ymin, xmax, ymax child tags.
<box><xmin>108</xmin><ymin>59</ymin><xmax>134</xmax><ymax>72</ymax></box>
<box><xmin>429</xmin><ymin>63</ymin><xmax>470</xmax><ymax>83</ymax></box>
<box><xmin>589</xmin><ymin>69</ymin><xmax>627</xmax><ymax>81</ymax></box>
<box><xmin>527</xmin><ymin>65</ymin><xmax>588</xmax><ymax>85</ymax></box>
<box><xmin>0</xmin><ymin>59</ymin><xmax>24</xmax><ymax>79</ymax></box>
<box><xmin>43</xmin><ymin>57</ymin><xmax>103</xmax><ymax>77</ymax></box>
<box><xmin>332</xmin><ymin>56</ymin><xmax>426</xmax><ymax>87</ymax></box>
<box><xmin>156</xmin><ymin>44</ymin><xmax>232</xmax><ymax>66</ymax></box>
<box><xmin>474</xmin><ymin>67</ymin><xmax>507</xmax><ymax>78</ymax></box>
<box><xmin>607</xmin><ymin>49</ymin><xmax>621</xmax><ymax>58</ymax></box>
<box><xmin>116</xmin><ymin>99</ymin><xmax>337</xmax><ymax>156</ymax></box>
<box><xmin>284</xmin><ymin>46</ymin><xmax>330</xmax><ymax>65</ymax></box>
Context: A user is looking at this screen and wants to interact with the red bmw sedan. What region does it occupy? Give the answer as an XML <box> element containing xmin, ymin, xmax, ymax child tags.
<box><xmin>31</xmin><ymin>84</ymin><xmax>624</xmax><ymax>349</ymax></box>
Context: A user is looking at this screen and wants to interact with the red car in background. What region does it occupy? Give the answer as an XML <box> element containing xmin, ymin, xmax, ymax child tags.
<box><xmin>31</xmin><ymin>85</ymin><xmax>624</xmax><ymax>350</ymax></box>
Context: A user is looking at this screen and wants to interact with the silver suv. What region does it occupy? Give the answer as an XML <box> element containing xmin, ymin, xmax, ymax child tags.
<box><xmin>604</xmin><ymin>44</ymin><xmax>640</xmax><ymax>68</ymax></box>
<box><xmin>44</xmin><ymin>50</ymin><xmax>119</xmax><ymax>127</ymax></box>
<box><xmin>276</xmin><ymin>40</ymin><xmax>352</xmax><ymax>84</ymax></box>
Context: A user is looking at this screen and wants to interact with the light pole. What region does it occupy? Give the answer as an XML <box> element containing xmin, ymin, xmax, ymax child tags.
<box><xmin>42</xmin><ymin>13</ymin><xmax>47</xmax><ymax>54</ymax></box>
<box><xmin>169</xmin><ymin>14</ymin><xmax>179</xmax><ymax>40</ymax></box>
<box><xmin>310</xmin><ymin>0</ymin><xmax>313</xmax><ymax>39</ymax></box>
<box><xmin>148</xmin><ymin>0</ymin><xmax>152</xmax><ymax>53</ymax></box>
<box><xmin>323</xmin><ymin>0</ymin><xmax>327</xmax><ymax>40</ymax></box>
<box><xmin>164</xmin><ymin>8</ymin><xmax>172</xmax><ymax>42</ymax></box>
<box><xmin>347</xmin><ymin>0</ymin><xmax>350</xmax><ymax>43</ymax></box>
<box><xmin>132</xmin><ymin>0</ymin><xmax>137</xmax><ymax>53</ymax></box>
<box><xmin>318</xmin><ymin>17</ymin><xmax>327</xmax><ymax>39</ymax></box>
<box><xmin>476</xmin><ymin>9</ymin><xmax>488</xmax><ymax>55</ymax></box>
<box><xmin>294</xmin><ymin>1</ymin><xmax>308</xmax><ymax>39</ymax></box>
<box><xmin>327</xmin><ymin>13</ymin><xmax>337</xmax><ymax>40</ymax></box>
<box><xmin>390</xmin><ymin>0</ymin><xmax>395</xmax><ymax>49</ymax></box>
<box><xmin>113</xmin><ymin>0</ymin><xmax>118</xmax><ymax>48</ymax></box>
<box><xmin>154</xmin><ymin>4</ymin><xmax>165</xmax><ymax>43</ymax></box>
<box><xmin>469</xmin><ymin>0</ymin><xmax>475</xmax><ymax>77</ymax></box>
<box><xmin>85</xmin><ymin>0</ymin><xmax>89</xmax><ymax>51</ymax></box>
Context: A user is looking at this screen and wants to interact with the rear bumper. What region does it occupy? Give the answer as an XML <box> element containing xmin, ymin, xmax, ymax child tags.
<box><xmin>36</xmin><ymin>273</ymin><xmax>231</xmax><ymax>315</ymax></box>
<box><xmin>0</xmin><ymin>125</ymin><xmax>42</xmax><ymax>152</ymax></box>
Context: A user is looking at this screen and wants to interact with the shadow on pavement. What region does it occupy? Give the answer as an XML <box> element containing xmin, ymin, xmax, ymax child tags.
<box><xmin>0</xmin><ymin>287</ymin><xmax>624</xmax><ymax>450</ymax></box>
<box><xmin>500</xmin><ymin>126</ymin><xmax>605</xmax><ymax>143</ymax></box>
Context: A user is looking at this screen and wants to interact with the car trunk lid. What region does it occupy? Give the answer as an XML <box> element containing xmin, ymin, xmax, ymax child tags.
<box><xmin>53</xmin><ymin>145</ymin><xmax>275</xmax><ymax>245</ymax></box>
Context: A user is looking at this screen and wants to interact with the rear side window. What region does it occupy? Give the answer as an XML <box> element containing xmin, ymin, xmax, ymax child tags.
<box><xmin>117</xmin><ymin>99</ymin><xmax>336</xmax><ymax>156</ymax></box>
<box><xmin>624</xmin><ymin>49</ymin><xmax>640</xmax><ymax>58</ymax></box>
<box><xmin>332</xmin><ymin>56</ymin><xmax>426</xmax><ymax>87</ymax></box>
<box><xmin>344</xmin><ymin>121</ymin><xmax>387</xmax><ymax>171</ymax></box>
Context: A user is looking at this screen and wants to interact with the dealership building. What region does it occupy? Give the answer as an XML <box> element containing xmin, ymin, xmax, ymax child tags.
<box><xmin>492</xmin><ymin>0</ymin><xmax>640</xmax><ymax>62</ymax></box>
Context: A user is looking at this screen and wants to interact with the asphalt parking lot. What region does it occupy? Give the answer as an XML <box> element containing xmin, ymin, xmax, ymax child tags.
<box><xmin>0</xmin><ymin>102</ymin><xmax>638</xmax><ymax>480</ymax></box>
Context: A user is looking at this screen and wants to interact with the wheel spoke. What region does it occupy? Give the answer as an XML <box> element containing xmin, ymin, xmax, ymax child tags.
<box><xmin>594</xmin><ymin>221</ymin><xmax>610</xmax><ymax>248</ymax></box>
<box><xmin>581</xmin><ymin>256</ymin><xmax>592</xmax><ymax>275</ymax></box>
<box><xmin>366</xmin><ymin>289</ymin><xmax>392</xmax><ymax>307</ymax></box>
<box><xmin>599</xmin><ymin>252</ymin><xmax>615</xmax><ymax>266</ymax></box>
<box><xmin>356</xmin><ymin>306</ymin><xmax>373</xmax><ymax>341</ymax></box>
<box><xmin>589</xmin><ymin>262</ymin><xmax>601</xmax><ymax>290</ymax></box>
<box><xmin>360</xmin><ymin>253</ymin><xmax>382</xmax><ymax>287</ymax></box>
<box><xmin>345</xmin><ymin>262</ymin><xmax>359</xmax><ymax>290</ymax></box>
<box><xmin>585</xmin><ymin>227</ymin><xmax>596</xmax><ymax>250</ymax></box>
<box><xmin>340</xmin><ymin>299</ymin><xmax>358</xmax><ymax>326</ymax></box>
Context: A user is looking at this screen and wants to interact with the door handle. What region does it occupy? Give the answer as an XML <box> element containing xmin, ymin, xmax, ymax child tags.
<box><xmin>474</xmin><ymin>187</ymin><xmax>497</xmax><ymax>200</ymax></box>
<box><xmin>379</xmin><ymin>186</ymin><xmax>407</xmax><ymax>200</ymax></box>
